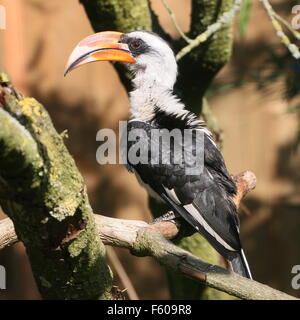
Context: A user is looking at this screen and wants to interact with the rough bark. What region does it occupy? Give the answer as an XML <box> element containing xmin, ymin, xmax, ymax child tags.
<box><xmin>1</xmin><ymin>214</ymin><xmax>297</xmax><ymax>300</ymax></box>
<box><xmin>2</xmin><ymin>165</ymin><xmax>297</xmax><ymax>299</ymax></box>
<box><xmin>175</xmin><ymin>0</ymin><xmax>234</xmax><ymax>112</ymax></box>
<box><xmin>79</xmin><ymin>0</ymin><xmax>240</xmax><ymax>300</ymax></box>
<box><xmin>0</xmin><ymin>72</ymin><xmax>113</xmax><ymax>299</ymax></box>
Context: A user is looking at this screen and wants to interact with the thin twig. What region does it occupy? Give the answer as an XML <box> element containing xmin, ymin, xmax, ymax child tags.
<box><xmin>106</xmin><ymin>246</ymin><xmax>139</xmax><ymax>300</ymax></box>
<box><xmin>176</xmin><ymin>0</ymin><xmax>243</xmax><ymax>61</ymax></box>
<box><xmin>161</xmin><ymin>0</ymin><xmax>192</xmax><ymax>43</ymax></box>
<box><xmin>239</xmin><ymin>202</ymin><xmax>252</xmax><ymax>216</ymax></box>
<box><xmin>260</xmin><ymin>0</ymin><xmax>300</xmax><ymax>59</ymax></box>
<box><xmin>273</xmin><ymin>12</ymin><xmax>300</xmax><ymax>41</ymax></box>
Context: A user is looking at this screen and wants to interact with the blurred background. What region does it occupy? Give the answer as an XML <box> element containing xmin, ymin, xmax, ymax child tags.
<box><xmin>0</xmin><ymin>0</ymin><xmax>300</xmax><ymax>299</ymax></box>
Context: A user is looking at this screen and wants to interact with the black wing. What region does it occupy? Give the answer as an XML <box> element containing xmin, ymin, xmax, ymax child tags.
<box><xmin>125</xmin><ymin>120</ymin><xmax>241</xmax><ymax>258</ymax></box>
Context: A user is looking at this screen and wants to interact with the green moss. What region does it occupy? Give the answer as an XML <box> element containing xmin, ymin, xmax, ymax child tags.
<box><xmin>175</xmin><ymin>0</ymin><xmax>235</xmax><ymax>113</ymax></box>
<box><xmin>0</xmin><ymin>78</ymin><xmax>113</xmax><ymax>299</ymax></box>
<box><xmin>0</xmin><ymin>71</ymin><xmax>10</xmax><ymax>83</ymax></box>
<box><xmin>80</xmin><ymin>0</ymin><xmax>152</xmax><ymax>33</ymax></box>
<box><xmin>167</xmin><ymin>234</ymin><xmax>236</xmax><ymax>300</ymax></box>
<box><xmin>39</xmin><ymin>276</ymin><xmax>52</xmax><ymax>288</ymax></box>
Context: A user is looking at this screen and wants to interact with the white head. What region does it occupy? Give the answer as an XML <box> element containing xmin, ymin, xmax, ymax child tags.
<box><xmin>64</xmin><ymin>30</ymin><xmax>183</xmax><ymax>120</ymax></box>
<box><xmin>119</xmin><ymin>31</ymin><xmax>178</xmax><ymax>90</ymax></box>
<box><xmin>65</xmin><ymin>30</ymin><xmax>178</xmax><ymax>90</ymax></box>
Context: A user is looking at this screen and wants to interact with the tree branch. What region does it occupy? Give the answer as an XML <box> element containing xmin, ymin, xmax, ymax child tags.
<box><xmin>161</xmin><ymin>0</ymin><xmax>192</xmax><ymax>43</ymax></box>
<box><xmin>176</xmin><ymin>0</ymin><xmax>242</xmax><ymax>61</ymax></box>
<box><xmin>0</xmin><ymin>73</ymin><xmax>113</xmax><ymax>299</ymax></box>
<box><xmin>172</xmin><ymin>0</ymin><xmax>236</xmax><ymax>112</ymax></box>
<box><xmin>2</xmin><ymin>168</ymin><xmax>296</xmax><ymax>300</ymax></box>
<box><xmin>0</xmin><ymin>211</ymin><xmax>297</xmax><ymax>300</ymax></box>
<box><xmin>260</xmin><ymin>0</ymin><xmax>300</xmax><ymax>59</ymax></box>
<box><xmin>0</xmin><ymin>217</ymin><xmax>17</xmax><ymax>250</ymax></box>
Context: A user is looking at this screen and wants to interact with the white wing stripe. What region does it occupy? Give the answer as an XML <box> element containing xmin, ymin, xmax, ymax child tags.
<box><xmin>163</xmin><ymin>187</ymin><xmax>181</xmax><ymax>205</ymax></box>
<box><xmin>163</xmin><ymin>187</ymin><xmax>235</xmax><ymax>251</ymax></box>
<box><xmin>184</xmin><ymin>203</ymin><xmax>235</xmax><ymax>251</ymax></box>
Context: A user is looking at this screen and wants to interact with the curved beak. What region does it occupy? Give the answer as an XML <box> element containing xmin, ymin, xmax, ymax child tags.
<box><xmin>64</xmin><ymin>31</ymin><xmax>136</xmax><ymax>76</ymax></box>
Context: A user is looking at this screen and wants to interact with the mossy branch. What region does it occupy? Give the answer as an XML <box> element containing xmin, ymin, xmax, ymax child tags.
<box><xmin>1</xmin><ymin>212</ymin><xmax>297</xmax><ymax>300</ymax></box>
<box><xmin>261</xmin><ymin>0</ymin><xmax>300</xmax><ymax>59</ymax></box>
<box><xmin>0</xmin><ymin>73</ymin><xmax>113</xmax><ymax>300</ymax></box>
<box><xmin>176</xmin><ymin>0</ymin><xmax>242</xmax><ymax>61</ymax></box>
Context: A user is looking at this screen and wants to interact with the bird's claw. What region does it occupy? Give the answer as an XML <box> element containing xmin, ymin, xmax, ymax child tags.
<box><xmin>150</xmin><ymin>211</ymin><xmax>178</xmax><ymax>224</ymax></box>
<box><xmin>151</xmin><ymin>211</ymin><xmax>196</xmax><ymax>240</ymax></box>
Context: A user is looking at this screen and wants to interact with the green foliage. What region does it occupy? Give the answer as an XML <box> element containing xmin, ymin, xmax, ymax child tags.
<box><xmin>288</xmin><ymin>104</ymin><xmax>300</xmax><ymax>113</ymax></box>
<box><xmin>167</xmin><ymin>234</ymin><xmax>236</xmax><ymax>300</ymax></box>
<box><xmin>238</xmin><ymin>0</ymin><xmax>253</xmax><ymax>38</ymax></box>
<box><xmin>288</xmin><ymin>103</ymin><xmax>300</xmax><ymax>151</ymax></box>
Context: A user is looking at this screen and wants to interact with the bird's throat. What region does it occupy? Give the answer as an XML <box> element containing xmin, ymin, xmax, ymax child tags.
<box><xmin>129</xmin><ymin>84</ymin><xmax>184</xmax><ymax>122</ymax></box>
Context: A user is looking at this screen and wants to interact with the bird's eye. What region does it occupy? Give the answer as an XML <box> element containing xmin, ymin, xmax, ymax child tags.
<box><xmin>130</xmin><ymin>39</ymin><xmax>142</xmax><ymax>50</ymax></box>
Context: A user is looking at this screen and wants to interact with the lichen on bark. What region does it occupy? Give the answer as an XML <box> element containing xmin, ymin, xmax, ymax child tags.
<box><xmin>80</xmin><ymin>0</ymin><xmax>152</xmax><ymax>33</ymax></box>
<box><xmin>0</xmin><ymin>74</ymin><xmax>113</xmax><ymax>299</ymax></box>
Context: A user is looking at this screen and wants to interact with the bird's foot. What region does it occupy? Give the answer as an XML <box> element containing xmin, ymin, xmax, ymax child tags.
<box><xmin>150</xmin><ymin>211</ymin><xmax>196</xmax><ymax>241</ymax></box>
<box><xmin>150</xmin><ymin>211</ymin><xmax>179</xmax><ymax>224</ymax></box>
<box><xmin>150</xmin><ymin>211</ymin><xmax>197</xmax><ymax>242</ymax></box>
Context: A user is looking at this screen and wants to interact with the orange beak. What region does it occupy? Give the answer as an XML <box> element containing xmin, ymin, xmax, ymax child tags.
<box><xmin>64</xmin><ymin>31</ymin><xmax>136</xmax><ymax>76</ymax></box>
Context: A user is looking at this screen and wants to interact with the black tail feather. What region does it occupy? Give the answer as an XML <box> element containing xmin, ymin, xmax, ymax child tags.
<box><xmin>159</xmin><ymin>194</ymin><xmax>253</xmax><ymax>279</ymax></box>
<box><xmin>230</xmin><ymin>250</ymin><xmax>252</xmax><ymax>279</ymax></box>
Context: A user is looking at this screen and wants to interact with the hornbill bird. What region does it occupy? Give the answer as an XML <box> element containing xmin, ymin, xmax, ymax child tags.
<box><xmin>65</xmin><ymin>30</ymin><xmax>252</xmax><ymax>279</ymax></box>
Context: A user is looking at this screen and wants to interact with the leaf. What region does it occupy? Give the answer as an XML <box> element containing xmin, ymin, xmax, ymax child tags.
<box><xmin>238</xmin><ymin>0</ymin><xmax>253</xmax><ymax>39</ymax></box>
<box><xmin>292</xmin><ymin>121</ymin><xmax>300</xmax><ymax>152</ymax></box>
<box><xmin>287</xmin><ymin>103</ymin><xmax>300</xmax><ymax>113</ymax></box>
